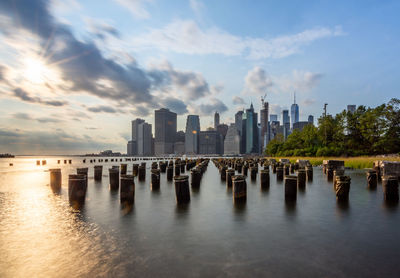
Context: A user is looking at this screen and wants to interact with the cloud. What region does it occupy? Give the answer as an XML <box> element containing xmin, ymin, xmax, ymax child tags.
<box><xmin>12</xmin><ymin>88</ymin><xmax>67</xmax><ymax>106</ymax></box>
<box><xmin>302</xmin><ymin>98</ymin><xmax>316</xmax><ymax>106</ymax></box>
<box><xmin>160</xmin><ymin>97</ymin><xmax>188</xmax><ymax>115</ymax></box>
<box><xmin>85</xmin><ymin>18</ymin><xmax>120</xmax><ymax>40</ymax></box>
<box><xmin>113</xmin><ymin>0</ymin><xmax>151</xmax><ymax>19</ymax></box>
<box><xmin>36</xmin><ymin>117</ymin><xmax>62</xmax><ymax>123</ymax></box>
<box><xmin>149</xmin><ymin>61</ymin><xmax>211</xmax><ymax>101</ymax></box>
<box><xmin>269</xmin><ymin>104</ymin><xmax>283</xmax><ymax>116</ymax></box>
<box><xmin>191</xmin><ymin>98</ymin><xmax>228</xmax><ymax>115</ymax></box>
<box><xmin>190</xmin><ymin>0</ymin><xmax>205</xmax><ymax>17</ymax></box>
<box><xmin>0</xmin><ymin>127</ymin><xmax>119</xmax><ymax>155</ymax></box>
<box><xmin>88</xmin><ymin>105</ymin><xmax>118</xmax><ymax>113</ymax></box>
<box><xmin>275</xmin><ymin>70</ymin><xmax>323</xmax><ymax>92</ymax></box>
<box><xmin>242</xmin><ymin>67</ymin><xmax>273</xmax><ymax>95</ymax></box>
<box><xmin>12</xmin><ymin>112</ymin><xmax>62</xmax><ymax>123</ymax></box>
<box><xmin>13</xmin><ymin>112</ymin><xmax>33</xmax><ymax>120</ymax></box>
<box><xmin>131</xmin><ymin>20</ymin><xmax>344</xmax><ymax>59</ymax></box>
<box><xmin>232</xmin><ymin>96</ymin><xmax>246</xmax><ymax>105</ymax></box>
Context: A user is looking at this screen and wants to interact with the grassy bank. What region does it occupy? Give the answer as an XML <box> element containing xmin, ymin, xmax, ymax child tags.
<box><xmin>268</xmin><ymin>156</ymin><xmax>400</xmax><ymax>169</ymax></box>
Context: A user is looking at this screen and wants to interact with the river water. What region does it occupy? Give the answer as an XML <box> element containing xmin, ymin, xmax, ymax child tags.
<box><xmin>0</xmin><ymin>157</ymin><xmax>399</xmax><ymax>277</ymax></box>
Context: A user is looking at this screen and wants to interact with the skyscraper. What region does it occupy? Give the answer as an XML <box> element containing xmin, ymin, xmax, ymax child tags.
<box><xmin>308</xmin><ymin>115</ymin><xmax>314</xmax><ymax>125</ymax></box>
<box><xmin>260</xmin><ymin>99</ymin><xmax>269</xmax><ymax>153</ymax></box>
<box><xmin>154</xmin><ymin>108</ymin><xmax>177</xmax><ymax>155</ymax></box>
<box><xmin>290</xmin><ymin>93</ymin><xmax>299</xmax><ymax>129</ymax></box>
<box><xmin>214</xmin><ymin>111</ymin><xmax>220</xmax><ymax>130</ymax></box>
<box><xmin>224</xmin><ymin>124</ymin><xmax>240</xmax><ymax>155</ymax></box>
<box><xmin>235</xmin><ymin>110</ymin><xmax>245</xmax><ymax>154</ymax></box>
<box><xmin>244</xmin><ymin>103</ymin><xmax>259</xmax><ymax>154</ymax></box>
<box><xmin>199</xmin><ymin>130</ymin><xmax>223</xmax><ymax>154</ymax></box>
<box><xmin>347</xmin><ymin>105</ymin><xmax>356</xmax><ymax>113</ymax></box>
<box><xmin>128</xmin><ymin>118</ymin><xmax>145</xmax><ymax>155</ymax></box>
<box><xmin>269</xmin><ymin>114</ymin><xmax>278</xmax><ymax>122</ymax></box>
<box><xmin>185</xmin><ymin>115</ymin><xmax>200</xmax><ymax>154</ymax></box>
<box><xmin>282</xmin><ymin>109</ymin><xmax>290</xmax><ymax>139</ymax></box>
<box><xmin>137</xmin><ymin>121</ymin><xmax>152</xmax><ymax>156</ymax></box>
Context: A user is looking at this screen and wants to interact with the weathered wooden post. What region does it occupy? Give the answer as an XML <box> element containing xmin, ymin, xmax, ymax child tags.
<box><xmin>180</xmin><ymin>162</ymin><xmax>185</xmax><ymax>173</ymax></box>
<box><xmin>151</xmin><ymin>162</ymin><xmax>158</xmax><ymax>170</ymax></box>
<box><xmin>226</xmin><ymin>169</ymin><xmax>235</xmax><ymax>188</ymax></box>
<box><xmin>335</xmin><ymin>176</ymin><xmax>351</xmax><ymax>202</ymax></box>
<box><xmin>250</xmin><ymin>166</ymin><xmax>257</xmax><ymax>181</ymax></box>
<box><xmin>138</xmin><ymin>165</ymin><xmax>146</xmax><ymax>181</ymax></box>
<box><xmin>151</xmin><ymin>169</ymin><xmax>160</xmax><ymax>190</ymax></box>
<box><xmin>174</xmin><ymin>175</ymin><xmax>190</xmax><ymax>204</ymax></box>
<box><xmin>175</xmin><ymin>164</ymin><xmax>181</xmax><ymax>176</ymax></box>
<box><xmin>77</xmin><ymin>168</ymin><xmax>88</xmax><ymax>188</ymax></box>
<box><xmin>284</xmin><ymin>175</ymin><xmax>297</xmax><ymax>201</ymax></box>
<box><xmin>326</xmin><ymin>165</ymin><xmax>334</xmax><ymax>181</ymax></box>
<box><xmin>132</xmin><ymin>164</ymin><xmax>139</xmax><ymax>177</ymax></box>
<box><xmin>276</xmin><ymin>166</ymin><xmax>284</xmax><ymax>181</ymax></box>
<box><xmin>94</xmin><ymin>165</ymin><xmax>103</xmax><ymax>181</ymax></box>
<box><xmin>272</xmin><ymin>163</ymin><xmax>277</xmax><ymax>174</ymax></box>
<box><xmin>191</xmin><ymin>168</ymin><xmax>201</xmax><ymax>188</ymax></box>
<box><xmin>284</xmin><ymin>164</ymin><xmax>290</xmax><ymax>176</ymax></box>
<box><xmin>297</xmin><ymin>169</ymin><xmax>306</xmax><ymax>190</ymax></box>
<box><xmin>120</xmin><ymin>175</ymin><xmax>135</xmax><ymax>204</ymax></box>
<box><xmin>220</xmin><ymin>166</ymin><xmax>227</xmax><ymax>181</ymax></box>
<box><xmin>242</xmin><ymin>164</ymin><xmax>248</xmax><ymax>176</ymax></box>
<box><xmin>160</xmin><ymin>162</ymin><xmax>167</xmax><ymax>173</ymax></box>
<box><xmin>260</xmin><ymin>169</ymin><xmax>270</xmax><ymax>189</ymax></box>
<box><xmin>120</xmin><ymin>164</ymin><xmax>127</xmax><ymax>175</ymax></box>
<box><xmin>289</xmin><ymin>164</ymin><xmax>295</xmax><ymax>174</ymax></box>
<box><xmin>167</xmin><ymin>166</ymin><xmax>174</xmax><ymax>181</ymax></box>
<box><xmin>49</xmin><ymin>168</ymin><xmax>61</xmax><ymax>193</ymax></box>
<box><xmin>109</xmin><ymin>167</ymin><xmax>119</xmax><ymax>190</ymax></box>
<box><xmin>306</xmin><ymin>165</ymin><xmax>313</xmax><ymax>181</ymax></box>
<box><xmin>232</xmin><ymin>175</ymin><xmax>246</xmax><ymax>202</ymax></box>
<box><xmin>333</xmin><ymin>169</ymin><xmax>345</xmax><ymax>190</ymax></box>
<box><xmin>366</xmin><ymin>169</ymin><xmax>377</xmax><ymax>189</ymax></box>
<box><xmin>68</xmin><ymin>174</ymin><xmax>87</xmax><ymax>208</ymax></box>
<box><xmin>382</xmin><ymin>176</ymin><xmax>399</xmax><ymax>201</ymax></box>
<box><xmin>237</xmin><ymin>163</ymin><xmax>243</xmax><ymax>174</ymax></box>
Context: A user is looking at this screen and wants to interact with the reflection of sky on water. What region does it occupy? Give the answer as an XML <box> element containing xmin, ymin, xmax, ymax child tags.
<box><xmin>0</xmin><ymin>157</ymin><xmax>399</xmax><ymax>277</ymax></box>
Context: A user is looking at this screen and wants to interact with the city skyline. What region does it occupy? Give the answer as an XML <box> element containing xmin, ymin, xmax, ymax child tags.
<box><xmin>1</xmin><ymin>0</ymin><xmax>399</xmax><ymax>154</ymax></box>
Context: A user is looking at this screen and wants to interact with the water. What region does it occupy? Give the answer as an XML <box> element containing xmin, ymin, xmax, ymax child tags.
<box><xmin>1</xmin><ymin>157</ymin><xmax>399</xmax><ymax>277</ymax></box>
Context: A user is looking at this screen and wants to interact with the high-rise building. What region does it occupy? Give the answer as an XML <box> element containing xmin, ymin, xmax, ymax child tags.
<box><xmin>137</xmin><ymin>121</ymin><xmax>152</xmax><ymax>156</ymax></box>
<box><xmin>293</xmin><ymin>121</ymin><xmax>311</xmax><ymax>131</ymax></box>
<box><xmin>308</xmin><ymin>115</ymin><xmax>314</xmax><ymax>125</ymax></box>
<box><xmin>282</xmin><ymin>110</ymin><xmax>290</xmax><ymax>140</ymax></box>
<box><xmin>127</xmin><ymin>140</ymin><xmax>134</xmax><ymax>155</ymax></box>
<box><xmin>154</xmin><ymin>108</ymin><xmax>177</xmax><ymax>155</ymax></box>
<box><xmin>128</xmin><ymin>118</ymin><xmax>145</xmax><ymax>156</ymax></box>
<box><xmin>347</xmin><ymin>105</ymin><xmax>356</xmax><ymax>113</ymax></box>
<box><xmin>269</xmin><ymin>114</ymin><xmax>278</xmax><ymax>122</ymax></box>
<box><xmin>244</xmin><ymin>103</ymin><xmax>259</xmax><ymax>154</ymax></box>
<box><xmin>199</xmin><ymin>130</ymin><xmax>223</xmax><ymax>155</ymax></box>
<box><xmin>235</xmin><ymin>110</ymin><xmax>245</xmax><ymax>154</ymax></box>
<box><xmin>216</xmin><ymin>124</ymin><xmax>229</xmax><ymax>139</ymax></box>
<box><xmin>290</xmin><ymin>93</ymin><xmax>299</xmax><ymax>129</ymax></box>
<box><xmin>185</xmin><ymin>115</ymin><xmax>200</xmax><ymax>154</ymax></box>
<box><xmin>224</xmin><ymin>124</ymin><xmax>240</xmax><ymax>155</ymax></box>
<box><xmin>260</xmin><ymin>100</ymin><xmax>269</xmax><ymax>153</ymax></box>
<box><xmin>214</xmin><ymin>111</ymin><xmax>220</xmax><ymax>130</ymax></box>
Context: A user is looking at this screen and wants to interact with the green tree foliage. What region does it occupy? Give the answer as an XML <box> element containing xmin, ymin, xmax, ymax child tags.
<box><xmin>265</xmin><ymin>98</ymin><xmax>400</xmax><ymax>156</ymax></box>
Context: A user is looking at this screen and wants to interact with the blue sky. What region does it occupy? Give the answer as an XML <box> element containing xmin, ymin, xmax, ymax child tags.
<box><xmin>0</xmin><ymin>0</ymin><xmax>399</xmax><ymax>154</ymax></box>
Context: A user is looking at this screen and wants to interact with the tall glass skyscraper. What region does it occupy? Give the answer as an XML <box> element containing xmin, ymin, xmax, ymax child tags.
<box><xmin>290</xmin><ymin>93</ymin><xmax>299</xmax><ymax>129</ymax></box>
<box><xmin>185</xmin><ymin>115</ymin><xmax>200</xmax><ymax>154</ymax></box>
<box><xmin>244</xmin><ymin>103</ymin><xmax>259</xmax><ymax>154</ymax></box>
<box><xmin>154</xmin><ymin>108</ymin><xmax>177</xmax><ymax>155</ymax></box>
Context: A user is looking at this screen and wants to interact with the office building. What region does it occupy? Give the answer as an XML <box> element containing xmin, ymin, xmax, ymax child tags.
<box><xmin>154</xmin><ymin>108</ymin><xmax>177</xmax><ymax>155</ymax></box>
<box><xmin>216</xmin><ymin>123</ymin><xmax>229</xmax><ymax>139</ymax></box>
<box><xmin>293</xmin><ymin>121</ymin><xmax>311</xmax><ymax>132</ymax></box>
<box><xmin>270</xmin><ymin>114</ymin><xmax>278</xmax><ymax>122</ymax></box>
<box><xmin>214</xmin><ymin>111</ymin><xmax>220</xmax><ymax>130</ymax></box>
<box><xmin>282</xmin><ymin>109</ymin><xmax>290</xmax><ymax>139</ymax></box>
<box><xmin>290</xmin><ymin>93</ymin><xmax>299</xmax><ymax>129</ymax></box>
<box><xmin>347</xmin><ymin>105</ymin><xmax>356</xmax><ymax>113</ymax></box>
<box><xmin>308</xmin><ymin>115</ymin><xmax>314</xmax><ymax>125</ymax></box>
<box><xmin>185</xmin><ymin>115</ymin><xmax>200</xmax><ymax>154</ymax></box>
<box><xmin>224</xmin><ymin>124</ymin><xmax>240</xmax><ymax>155</ymax></box>
<box><xmin>137</xmin><ymin>121</ymin><xmax>152</xmax><ymax>156</ymax></box>
<box><xmin>260</xmin><ymin>100</ymin><xmax>269</xmax><ymax>153</ymax></box>
<box><xmin>244</xmin><ymin>103</ymin><xmax>259</xmax><ymax>154</ymax></box>
<box><xmin>199</xmin><ymin>130</ymin><xmax>223</xmax><ymax>155</ymax></box>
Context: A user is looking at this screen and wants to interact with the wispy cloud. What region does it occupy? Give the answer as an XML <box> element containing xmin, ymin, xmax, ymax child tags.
<box><xmin>113</xmin><ymin>0</ymin><xmax>151</xmax><ymax>19</ymax></box>
<box><xmin>131</xmin><ymin>20</ymin><xmax>344</xmax><ymax>59</ymax></box>
<box><xmin>242</xmin><ymin>66</ymin><xmax>273</xmax><ymax>95</ymax></box>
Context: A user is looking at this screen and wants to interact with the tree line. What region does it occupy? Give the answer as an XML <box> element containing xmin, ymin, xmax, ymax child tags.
<box><xmin>265</xmin><ymin>98</ymin><xmax>400</xmax><ymax>157</ymax></box>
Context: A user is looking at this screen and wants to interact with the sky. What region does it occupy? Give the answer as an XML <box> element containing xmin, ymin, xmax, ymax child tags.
<box><xmin>0</xmin><ymin>0</ymin><xmax>399</xmax><ymax>155</ymax></box>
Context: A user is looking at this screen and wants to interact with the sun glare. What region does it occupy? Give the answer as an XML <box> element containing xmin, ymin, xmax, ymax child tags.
<box><xmin>23</xmin><ymin>57</ymin><xmax>50</xmax><ymax>84</ymax></box>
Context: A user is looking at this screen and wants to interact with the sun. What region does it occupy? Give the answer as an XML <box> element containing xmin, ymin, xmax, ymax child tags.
<box><xmin>23</xmin><ymin>57</ymin><xmax>50</xmax><ymax>84</ymax></box>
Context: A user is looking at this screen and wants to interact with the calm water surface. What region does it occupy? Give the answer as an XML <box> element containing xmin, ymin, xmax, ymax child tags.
<box><xmin>0</xmin><ymin>157</ymin><xmax>399</xmax><ymax>277</ymax></box>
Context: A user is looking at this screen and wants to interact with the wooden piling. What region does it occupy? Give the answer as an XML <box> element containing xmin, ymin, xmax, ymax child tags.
<box><xmin>335</xmin><ymin>176</ymin><xmax>351</xmax><ymax>202</ymax></box>
<box><xmin>94</xmin><ymin>165</ymin><xmax>103</xmax><ymax>181</ymax></box>
<box><xmin>260</xmin><ymin>169</ymin><xmax>270</xmax><ymax>189</ymax></box>
<box><xmin>232</xmin><ymin>175</ymin><xmax>246</xmax><ymax>202</ymax></box>
<box><xmin>382</xmin><ymin>176</ymin><xmax>399</xmax><ymax>201</ymax></box>
<box><xmin>49</xmin><ymin>168</ymin><xmax>61</xmax><ymax>193</ymax></box>
<box><xmin>174</xmin><ymin>175</ymin><xmax>190</xmax><ymax>204</ymax></box>
<box><xmin>284</xmin><ymin>175</ymin><xmax>297</xmax><ymax>201</ymax></box>
<box><xmin>120</xmin><ymin>175</ymin><xmax>135</xmax><ymax>204</ymax></box>
<box><xmin>109</xmin><ymin>168</ymin><xmax>119</xmax><ymax>190</ymax></box>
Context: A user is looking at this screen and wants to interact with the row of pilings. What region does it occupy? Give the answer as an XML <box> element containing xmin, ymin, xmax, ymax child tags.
<box><xmin>48</xmin><ymin>158</ymin><xmax>210</xmax><ymax>210</ymax></box>
<box><xmin>211</xmin><ymin>158</ymin><xmax>315</xmax><ymax>204</ymax></box>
